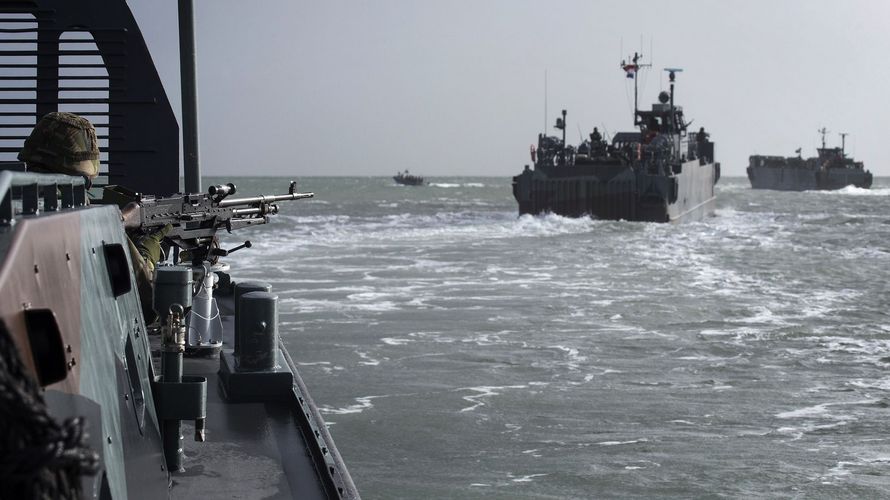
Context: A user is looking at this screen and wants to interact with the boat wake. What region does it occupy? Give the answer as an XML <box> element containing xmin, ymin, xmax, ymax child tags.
<box><xmin>812</xmin><ymin>186</ymin><xmax>890</xmax><ymax>196</ymax></box>
<box><xmin>427</xmin><ymin>182</ymin><xmax>488</xmax><ymax>188</ymax></box>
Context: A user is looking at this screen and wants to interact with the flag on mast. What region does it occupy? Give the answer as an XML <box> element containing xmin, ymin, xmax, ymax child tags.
<box><xmin>622</xmin><ymin>61</ymin><xmax>638</xmax><ymax>79</ymax></box>
<box><xmin>621</xmin><ymin>52</ymin><xmax>643</xmax><ymax>79</ymax></box>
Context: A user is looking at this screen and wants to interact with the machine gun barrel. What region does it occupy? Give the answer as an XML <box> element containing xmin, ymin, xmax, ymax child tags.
<box><xmin>217</xmin><ymin>191</ymin><xmax>314</xmax><ymax>208</ymax></box>
<box><xmin>217</xmin><ymin>180</ymin><xmax>313</xmax><ymax>207</ymax></box>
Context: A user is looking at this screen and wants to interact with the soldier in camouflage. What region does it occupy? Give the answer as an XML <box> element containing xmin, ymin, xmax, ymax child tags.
<box><xmin>18</xmin><ymin>111</ymin><xmax>100</xmax><ymax>184</ymax></box>
<box><xmin>19</xmin><ymin>112</ymin><xmax>169</xmax><ymax>321</ymax></box>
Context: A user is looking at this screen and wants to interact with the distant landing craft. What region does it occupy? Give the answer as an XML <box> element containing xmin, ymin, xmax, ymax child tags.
<box><xmin>394</xmin><ymin>170</ymin><xmax>424</xmax><ymax>186</ymax></box>
<box><xmin>747</xmin><ymin>129</ymin><xmax>872</xmax><ymax>191</ymax></box>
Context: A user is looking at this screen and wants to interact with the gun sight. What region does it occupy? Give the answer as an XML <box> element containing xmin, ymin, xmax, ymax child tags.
<box><xmin>208</xmin><ymin>183</ymin><xmax>236</xmax><ymax>201</ymax></box>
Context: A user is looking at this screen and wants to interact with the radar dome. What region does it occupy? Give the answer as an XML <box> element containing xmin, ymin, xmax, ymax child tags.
<box><xmin>658</xmin><ymin>91</ymin><xmax>670</xmax><ymax>104</ymax></box>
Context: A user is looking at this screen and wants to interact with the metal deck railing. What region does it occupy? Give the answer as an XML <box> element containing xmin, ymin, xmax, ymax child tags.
<box><xmin>0</xmin><ymin>169</ymin><xmax>85</xmax><ymax>225</ymax></box>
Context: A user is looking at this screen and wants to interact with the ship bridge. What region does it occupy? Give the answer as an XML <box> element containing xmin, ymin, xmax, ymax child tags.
<box><xmin>636</xmin><ymin>103</ymin><xmax>686</xmax><ymax>136</ymax></box>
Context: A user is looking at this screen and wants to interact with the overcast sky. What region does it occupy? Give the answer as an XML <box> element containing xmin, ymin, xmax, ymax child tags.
<box><xmin>128</xmin><ymin>0</ymin><xmax>890</xmax><ymax>177</ymax></box>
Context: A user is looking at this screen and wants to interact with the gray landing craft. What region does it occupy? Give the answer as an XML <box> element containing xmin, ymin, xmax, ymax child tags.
<box><xmin>393</xmin><ymin>170</ymin><xmax>424</xmax><ymax>186</ymax></box>
<box><xmin>0</xmin><ymin>1</ymin><xmax>358</xmax><ymax>499</ymax></box>
<box><xmin>747</xmin><ymin>128</ymin><xmax>872</xmax><ymax>191</ymax></box>
<box><xmin>513</xmin><ymin>54</ymin><xmax>720</xmax><ymax>223</ymax></box>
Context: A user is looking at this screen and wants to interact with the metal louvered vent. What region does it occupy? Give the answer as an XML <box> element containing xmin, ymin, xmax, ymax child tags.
<box><xmin>0</xmin><ymin>12</ymin><xmax>37</xmax><ymax>165</ymax></box>
<box><xmin>57</xmin><ymin>31</ymin><xmax>111</xmax><ymax>185</ymax></box>
<box><xmin>0</xmin><ymin>0</ymin><xmax>180</xmax><ymax>196</ymax></box>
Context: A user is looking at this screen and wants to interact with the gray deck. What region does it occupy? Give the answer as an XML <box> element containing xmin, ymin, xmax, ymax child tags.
<box><xmin>151</xmin><ymin>291</ymin><xmax>357</xmax><ymax>499</ymax></box>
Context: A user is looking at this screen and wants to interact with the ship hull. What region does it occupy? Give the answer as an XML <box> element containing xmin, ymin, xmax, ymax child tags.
<box><xmin>393</xmin><ymin>176</ymin><xmax>423</xmax><ymax>186</ymax></box>
<box><xmin>513</xmin><ymin>160</ymin><xmax>718</xmax><ymax>223</ymax></box>
<box><xmin>747</xmin><ymin>165</ymin><xmax>873</xmax><ymax>191</ymax></box>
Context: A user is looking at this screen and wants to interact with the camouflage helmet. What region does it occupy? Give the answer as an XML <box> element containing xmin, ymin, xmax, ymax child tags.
<box><xmin>18</xmin><ymin>112</ymin><xmax>100</xmax><ymax>179</ymax></box>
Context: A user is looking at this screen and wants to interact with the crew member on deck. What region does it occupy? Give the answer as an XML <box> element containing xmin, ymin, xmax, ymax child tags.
<box><xmin>18</xmin><ymin>112</ymin><xmax>169</xmax><ymax>322</ymax></box>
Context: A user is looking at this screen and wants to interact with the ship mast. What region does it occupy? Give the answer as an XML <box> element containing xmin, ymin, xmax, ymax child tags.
<box><xmin>818</xmin><ymin>127</ymin><xmax>828</xmax><ymax>150</ymax></box>
<box><xmin>179</xmin><ymin>0</ymin><xmax>201</xmax><ymax>193</ymax></box>
<box><xmin>663</xmin><ymin>68</ymin><xmax>683</xmax><ymax>133</ymax></box>
<box><xmin>621</xmin><ymin>52</ymin><xmax>651</xmax><ymax>126</ymax></box>
<box><xmin>839</xmin><ymin>132</ymin><xmax>848</xmax><ymax>157</ymax></box>
<box><xmin>543</xmin><ymin>69</ymin><xmax>548</xmax><ymax>135</ymax></box>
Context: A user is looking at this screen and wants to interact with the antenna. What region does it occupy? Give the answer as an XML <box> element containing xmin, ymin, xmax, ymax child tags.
<box><xmin>621</xmin><ymin>52</ymin><xmax>651</xmax><ymax>125</ymax></box>
<box><xmin>817</xmin><ymin>127</ymin><xmax>828</xmax><ymax>149</ymax></box>
<box><xmin>559</xmin><ymin>109</ymin><xmax>567</xmax><ymax>165</ymax></box>
<box><xmin>543</xmin><ymin>69</ymin><xmax>548</xmax><ymax>135</ymax></box>
<box><xmin>646</xmin><ymin>38</ymin><xmax>652</xmax><ymax>90</ymax></box>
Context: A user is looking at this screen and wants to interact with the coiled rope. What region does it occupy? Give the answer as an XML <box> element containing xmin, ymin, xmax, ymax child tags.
<box><xmin>0</xmin><ymin>325</ymin><xmax>99</xmax><ymax>499</ymax></box>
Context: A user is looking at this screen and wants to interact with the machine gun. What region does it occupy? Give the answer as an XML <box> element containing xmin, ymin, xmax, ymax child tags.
<box><xmin>107</xmin><ymin>181</ymin><xmax>314</xmax><ymax>264</ymax></box>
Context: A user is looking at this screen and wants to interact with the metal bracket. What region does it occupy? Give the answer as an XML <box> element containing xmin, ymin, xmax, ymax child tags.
<box><xmin>151</xmin><ymin>375</ymin><xmax>207</xmax><ymax>420</ymax></box>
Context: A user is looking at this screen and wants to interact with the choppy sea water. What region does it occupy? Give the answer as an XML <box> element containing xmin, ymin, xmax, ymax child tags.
<box><xmin>218</xmin><ymin>176</ymin><xmax>890</xmax><ymax>499</ymax></box>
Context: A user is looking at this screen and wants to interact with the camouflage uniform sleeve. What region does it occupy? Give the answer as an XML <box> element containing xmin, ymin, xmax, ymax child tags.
<box><xmin>127</xmin><ymin>236</ymin><xmax>158</xmax><ymax>324</ymax></box>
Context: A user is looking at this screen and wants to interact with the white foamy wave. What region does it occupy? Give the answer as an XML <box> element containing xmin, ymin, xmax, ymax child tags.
<box><xmin>775</xmin><ymin>421</ymin><xmax>850</xmax><ymax>440</ymax></box>
<box><xmin>427</xmin><ymin>182</ymin><xmax>487</xmax><ymax>188</ymax></box>
<box><xmin>282</xmin><ymin>214</ymin><xmax>352</xmax><ymax>224</ymax></box>
<box><xmin>251</xmin><ymin>210</ymin><xmax>610</xmax><ymax>254</ymax></box>
<box><xmin>461</xmin><ymin>332</ymin><xmax>510</xmax><ymax>346</ymax></box>
<box><xmin>457</xmin><ymin>385</ymin><xmax>527</xmax><ymax>412</ymax></box>
<box><xmin>670</xmin><ymin>420</ymin><xmax>697</xmax><ymax>425</ymax></box>
<box><xmin>381</xmin><ymin>337</ymin><xmax>413</xmax><ymax>346</ymax></box>
<box><xmin>774</xmin><ymin>398</ymin><xmax>876</xmax><ymax>433</ymax></box>
<box><xmin>716</xmin><ymin>183</ymin><xmax>751</xmax><ymax>193</ymax></box>
<box><xmin>623</xmin><ymin>460</ymin><xmax>661</xmax><ymax>470</ymax></box>
<box><xmin>847</xmin><ymin>377</ymin><xmax>890</xmax><ymax>391</ymax></box>
<box><xmin>813</xmin><ymin>186</ymin><xmax>890</xmax><ymax>196</ymax></box>
<box><xmin>355</xmin><ymin>351</ymin><xmax>382</xmax><ymax>366</ymax></box>
<box><xmin>513</xmin><ymin>213</ymin><xmax>602</xmax><ymax>237</ymax></box>
<box><xmin>776</xmin><ymin>403</ymin><xmax>834</xmax><ymax>419</ymax></box>
<box><xmin>547</xmin><ymin>344</ymin><xmax>588</xmax><ymax>369</ymax></box>
<box><xmin>596</xmin><ymin>439</ymin><xmax>649</xmax><ymax>446</ymax></box>
<box><xmin>733</xmin><ymin>306</ymin><xmax>790</xmax><ymax>327</ymax></box>
<box><xmin>810</xmin><ymin>336</ymin><xmax>890</xmax><ymax>357</ymax></box>
<box><xmin>320</xmin><ymin>395</ymin><xmax>380</xmax><ymax>415</ymax></box>
<box><xmin>279</xmin><ymin>297</ymin><xmax>400</xmax><ymax>313</ymax></box>
<box><xmin>509</xmin><ymin>473</ymin><xmax>547</xmax><ymax>483</ymax></box>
